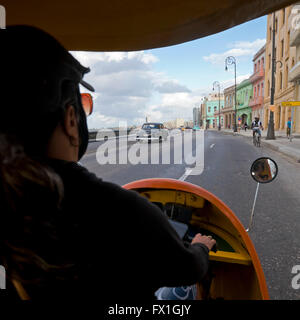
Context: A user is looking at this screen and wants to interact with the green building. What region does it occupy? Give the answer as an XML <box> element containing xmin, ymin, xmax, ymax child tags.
<box><xmin>204</xmin><ymin>99</ymin><xmax>224</xmax><ymax>129</ymax></box>
<box><xmin>236</xmin><ymin>79</ymin><xmax>253</xmax><ymax>127</ymax></box>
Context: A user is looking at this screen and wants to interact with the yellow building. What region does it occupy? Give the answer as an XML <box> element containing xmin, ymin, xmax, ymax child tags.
<box><xmin>222</xmin><ymin>85</ymin><xmax>236</xmax><ymax>129</ymax></box>
<box><xmin>263</xmin><ymin>6</ymin><xmax>297</xmax><ymax>132</ymax></box>
<box><xmin>288</xmin><ymin>2</ymin><xmax>300</xmax><ymax>133</ymax></box>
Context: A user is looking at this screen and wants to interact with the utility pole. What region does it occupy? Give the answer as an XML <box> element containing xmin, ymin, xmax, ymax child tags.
<box><xmin>267</xmin><ymin>12</ymin><xmax>276</xmax><ymax>140</ymax></box>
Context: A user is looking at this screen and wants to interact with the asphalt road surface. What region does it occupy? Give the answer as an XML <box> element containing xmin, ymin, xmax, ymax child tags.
<box><xmin>81</xmin><ymin>130</ymin><xmax>300</xmax><ymax>300</ymax></box>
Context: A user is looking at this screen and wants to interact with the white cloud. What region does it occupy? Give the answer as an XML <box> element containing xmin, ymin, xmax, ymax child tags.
<box><xmin>145</xmin><ymin>92</ymin><xmax>204</xmax><ymax>123</ymax></box>
<box><xmin>203</xmin><ymin>38</ymin><xmax>266</xmax><ymax>65</ymax></box>
<box><xmin>72</xmin><ymin>51</ymin><xmax>195</xmax><ymax>128</ymax></box>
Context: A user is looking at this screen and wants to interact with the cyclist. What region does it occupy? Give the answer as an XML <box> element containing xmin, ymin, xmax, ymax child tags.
<box><xmin>251</xmin><ymin>117</ymin><xmax>263</xmax><ymax>139</ymax></box>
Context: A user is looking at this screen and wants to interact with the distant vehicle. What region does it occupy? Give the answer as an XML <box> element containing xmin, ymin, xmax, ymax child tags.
<box><xmin>193</xmin><ymin>126</ymin><xmax>201</xmax><ymax>131</ymax></box>
<box><xmin>185</xmin><ymin>126</ymin><xmax>193</xmax><ymax>130</ymax></box>
<box><xmin>136</xmin><ymin>122</ymin><xmax>168</xmax><ymax>143</ymax></box>
<box><xmin>179</xmin><ymin>126</ymin><xmax>185</xmax><ymax>131</ymax></box>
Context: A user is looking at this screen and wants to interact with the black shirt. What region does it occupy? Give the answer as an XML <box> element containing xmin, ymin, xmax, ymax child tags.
<box><xmin>24</xmin><ymin>159</ymin><xmax>210</xmax><ymax>301</ymax></box>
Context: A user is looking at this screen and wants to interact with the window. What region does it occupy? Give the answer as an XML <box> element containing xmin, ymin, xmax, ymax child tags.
<box><xmin>267</xmin><ymin>80</ymin><xmax>270</xmax><ymax>96</ymax></box>
<box><xmin>287</xmin><ymin>31</ymin><xmax>290</xmax><ymax>52</ymax></box>
<box><xmin>254</xmin><ymin>86</ymin><xmax>257</xmax><ymax>97</ymax></box>
<box><xmin>281</xmin><ymin>39</ymin><xmax>284</xmax><ymax>58</ymax></box>
<box><xmin>261</xmin><ymin>82</ymin><xmax>264</xmax><ymax>96</ymax></box>
<box><xmin>269</xmin><ymin>27</ymin><xmax>272</xmax><ymax>41</ymax></box>
<box><xmin>269</xmin><ymin>54</ymin><xmax>271</xmax><ymax>69</ymax></box>
<box><xmin>254</xmin><ymin>63</ymin><xmax>257</xmax><ymax>72</ymax></box>
<box><xmin>285</xmin><ymin>65</ymin><xmax>289</xmax><ymax>88</ymax></box>
<box><xmin>262</xmin><ymin>57</ymin><xmax>264</xmax><ymax>69</ymax></box>
<box><xmin>258</xmin><ymin>60</ymin><xmax>260</xmax><ymax>71</ymax></box>
<box><xmin>258</xmin><ymin>84</ymin><xmax>260</xmax><ymax>97</ymax></box>
<box><xmin>280</xmin><ymin>71</ymin><xmax>283</xmax><ymax>90</ymax></box>
<box><xmin>208</xmin><ymin>107</ymin><xmax>211</xmax><ymax>113</ymax></box>
<box><xmin>214</xmin><ymin>106</ymin><xmax>217</xmax><ymax>111</ymax></box>
<box><xmin>275</xmin><ymin>18</ymin><xmax>278</xmax><ymax>33</ymax></box>
<box><xmin>282</xmin><ymin>8</ymin><xmax>285</xmax><ymax>25</ymax></box>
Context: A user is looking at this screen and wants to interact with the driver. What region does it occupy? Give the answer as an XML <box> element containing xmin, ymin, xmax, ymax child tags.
<box><xmin>251</xmin><ymin>116</ymin><xmax>263</xmax><ymax>138</ymax></box>
<box><xmin>0</xmin><ymin>26</ymin><xmax>216</xmax><ymax>300</ymax></box>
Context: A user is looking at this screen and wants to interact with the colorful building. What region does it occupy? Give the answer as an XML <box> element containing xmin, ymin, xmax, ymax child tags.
<box><xmin>288</xmin><ymin>3</ymin><xmax>300</xmax><ymax>133</ymax></box>
<box><xmin>222</xmin><ymin>84</ymin><xmax>236</xmax><ymax>129</ymax></box>
<box><xmin>249</xmin><ymin>45</ymin><xmax>266</xmax><ymax>123</ymax></box>
<box><xmin>202</xmin><ymin>93</ymin><xmax>224</xmax><ymax>128</ymax></box>
<box><xmin>236</xmin><ymin>79</ymin><xmax>253</xmax><ymax>127</ymax></box>
<box><xmin>263</xmin><ymin>6</ymin><xmax>296</xmax><ymax>131</ymax></box>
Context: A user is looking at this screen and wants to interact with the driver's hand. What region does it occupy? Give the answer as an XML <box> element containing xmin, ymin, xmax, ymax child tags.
<box><xmin>191</xmin><ymin>233</ymin><xmax>216</xmax><ymax>251</ymax></box>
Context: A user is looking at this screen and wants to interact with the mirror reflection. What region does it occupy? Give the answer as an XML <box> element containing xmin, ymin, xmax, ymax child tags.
<box><xmin>250</xmin><ymin>158</ymin><xmax>278</xmax><ymax>184</ymax></box>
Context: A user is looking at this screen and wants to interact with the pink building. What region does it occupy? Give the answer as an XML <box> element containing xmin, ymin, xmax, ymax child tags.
<box><xmin>249</xmin><ymin>45</ymin><xmax>266</xmax><ymax>122</ymax></box>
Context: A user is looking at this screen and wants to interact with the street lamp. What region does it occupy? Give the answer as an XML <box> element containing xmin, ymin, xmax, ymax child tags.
<box><xmin>267</xmin><ymin>12</ymin><xmax>277</xmax><ymax>140</ymax></box>
<box><xmin>225</xmin><ymin>56</ymin><xmax>237</xmax><ymax>132</ymax></box>
<box><xmin>213</xmin><ymin>81</ymin><xmax>221</xmax><ymax>131</ymax></box>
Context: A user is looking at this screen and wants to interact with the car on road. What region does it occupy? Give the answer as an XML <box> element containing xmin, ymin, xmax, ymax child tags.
<box><xmin>136</xmin><ymin>122</ymin><xmax>168</xmax><ymax>143</ymax></box>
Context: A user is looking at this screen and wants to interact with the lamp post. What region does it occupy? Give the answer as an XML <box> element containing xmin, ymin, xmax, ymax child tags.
<box><xmin>213</xmin><ymin>81</ymin><xmax>221</xmax><ymax>130</ymax></box>
<box><xmin>267</xmin><ymin>12</ymin><xmax>277</xmax><ymax>140</ymax></box>
<box><xmin>225</xmin><ymin>56</ymin><xmax>237</xmax><ymax>132</ymax></box>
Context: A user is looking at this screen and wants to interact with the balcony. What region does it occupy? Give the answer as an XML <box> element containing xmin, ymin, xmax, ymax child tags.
<box><xmin>289</xmin><ymin>61</ymin><xmax>300</xmax><ymax>82</ymax></box>
<box><xmin>249</xmin><ymin>96</ymin><xmax>264</xmax><ymax>107</ymax></box>
<box><xmin>249</xmin><ymin>67</ymin><xmax>264</xmax><ymax>84</ymax></box>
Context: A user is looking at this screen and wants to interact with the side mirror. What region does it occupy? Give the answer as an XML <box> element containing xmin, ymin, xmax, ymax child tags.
<box><xmin>81</xmin><ymin>93</ymin><xmax>93</xmax><ymax>116</ymax></box>
<box><xmin>246</xmin><ymin>157</ymin><xmax>278</xmax><ymax>232</ymax></box>
<box><xmin>250</xmin><ymin>157</ymin><xmax>278</xmax><ymax>184</ymax></box>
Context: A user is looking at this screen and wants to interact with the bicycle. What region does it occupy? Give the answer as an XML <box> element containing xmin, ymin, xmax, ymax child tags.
<box><xmin>253</xmin><ymin>130</ymin><xmax>261</xmax><ymax>147</ymax></box>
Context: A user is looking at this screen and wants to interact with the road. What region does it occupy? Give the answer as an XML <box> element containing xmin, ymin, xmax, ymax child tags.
<box><xmin>81</xmin><ymin>130</ymin><xmax>300</xmax><ymax>300</ymax></box>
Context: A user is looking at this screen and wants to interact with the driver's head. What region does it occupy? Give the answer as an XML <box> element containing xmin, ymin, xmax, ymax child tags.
<box><xmin>0</xmin><ymin>25</ymin><xmax>94</xmax><ymax>161</ymax></box>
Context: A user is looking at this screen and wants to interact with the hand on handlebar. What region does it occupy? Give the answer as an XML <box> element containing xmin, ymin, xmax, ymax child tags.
<box><xmin>192</xmin><ymin>233</ymin><xmax>216</xmax><ymax>251</ymax></box>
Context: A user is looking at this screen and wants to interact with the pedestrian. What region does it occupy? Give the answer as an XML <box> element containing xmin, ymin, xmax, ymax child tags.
<box><xmin>244</xmin><ymin>123</ymin><xmax>248</xmax><ymax>131</ymax></box>
<box><xmin>287</xmin><ymin>117</ymin><xmax>291</xmax><ymax>138</ymax></box>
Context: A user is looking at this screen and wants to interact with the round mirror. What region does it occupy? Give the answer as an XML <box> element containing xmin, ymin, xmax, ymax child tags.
<box><xmin>250</xmin><ymin>157</ymin><xmax>278</xmax><ymax>183</ymax></box>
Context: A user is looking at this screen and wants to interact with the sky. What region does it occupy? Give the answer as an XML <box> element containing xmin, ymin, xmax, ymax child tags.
<box><xmin>72</xmin><ymin>15</ymin><xmax>267</xmax><ymax>129</ymax></box>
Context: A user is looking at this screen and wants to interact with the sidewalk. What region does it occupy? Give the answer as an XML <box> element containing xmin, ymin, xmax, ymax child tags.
<box><xmin>214</xmin><ymin>128</ymin><xmax>300</xmax><ymax>163</ymax></box>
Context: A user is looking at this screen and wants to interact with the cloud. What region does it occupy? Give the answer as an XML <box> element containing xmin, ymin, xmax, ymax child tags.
<box><xmin>154</xmin><ymin>80</ymin><xmax>191</xmax><ymax>94</ymax></box>
<box><xmin>203</xmin><ymin>38</ymin><xmax>266</xmax><ymax>65</ymax></box>
<box><xmin>72</xmin><ymin>51</ymin><xmax>194</xmax><ymax>128</ymax></box>
<box><xmin>145</xmin><ymin>92</ymin><xmax>204</xmax><ymax>123</ymax></box>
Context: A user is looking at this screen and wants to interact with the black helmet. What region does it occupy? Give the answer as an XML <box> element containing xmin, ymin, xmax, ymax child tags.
<box><xmin>0</xmin><ymin>25</ymin><xmax>94</xmax><ymax>159</ymax></box>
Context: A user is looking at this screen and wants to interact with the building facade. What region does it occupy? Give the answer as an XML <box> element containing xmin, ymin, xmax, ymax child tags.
<box><xmin>222</xmin><ymin>84</ymin><xmax>236</xmax><ymax>129</ymax></box>
<box><xmin>236</xmin><ymin>79</ymin><xmax>253</xmax><ymax>127</ymax></box>
<box><xmin>249</xmin><ymin>45</ymin><xmax>266</xmax><ymax>123</ymax></box>
<box><xmin>263</xmin><ymin>6</ymin><xmax>296</xmax><ymax>131</ymax></box>
<box><xmin>202</xmin><ymin>93</ymin><xmax>224</xmax><ymax>128</ymax></box>
<box><xmin>288</xmin><ymin>3</ymin><xmax>300</xmax><ymax>133</ymax></box>
<box><xmin>193</xmin><ymin>107</ymin><xmax>201</xmax><ymax>127</ymax></box>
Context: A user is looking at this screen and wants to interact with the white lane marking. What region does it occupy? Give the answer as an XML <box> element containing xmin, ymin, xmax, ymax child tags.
<box><xmin>179</xmin><ymin>168</ymin><xmax>193</xmax><ymax>181</ymax></box>
<box><xmin>210</xmin><ymin>143</ymin><xmax>215</xmax><ymax>149</ymax></box>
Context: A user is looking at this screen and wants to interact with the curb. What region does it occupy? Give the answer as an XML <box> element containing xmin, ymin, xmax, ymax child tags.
<box><xmin>215</xmin><ymin>130</ymin><xmax>300</xmax><ymax>163</ymax></box>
